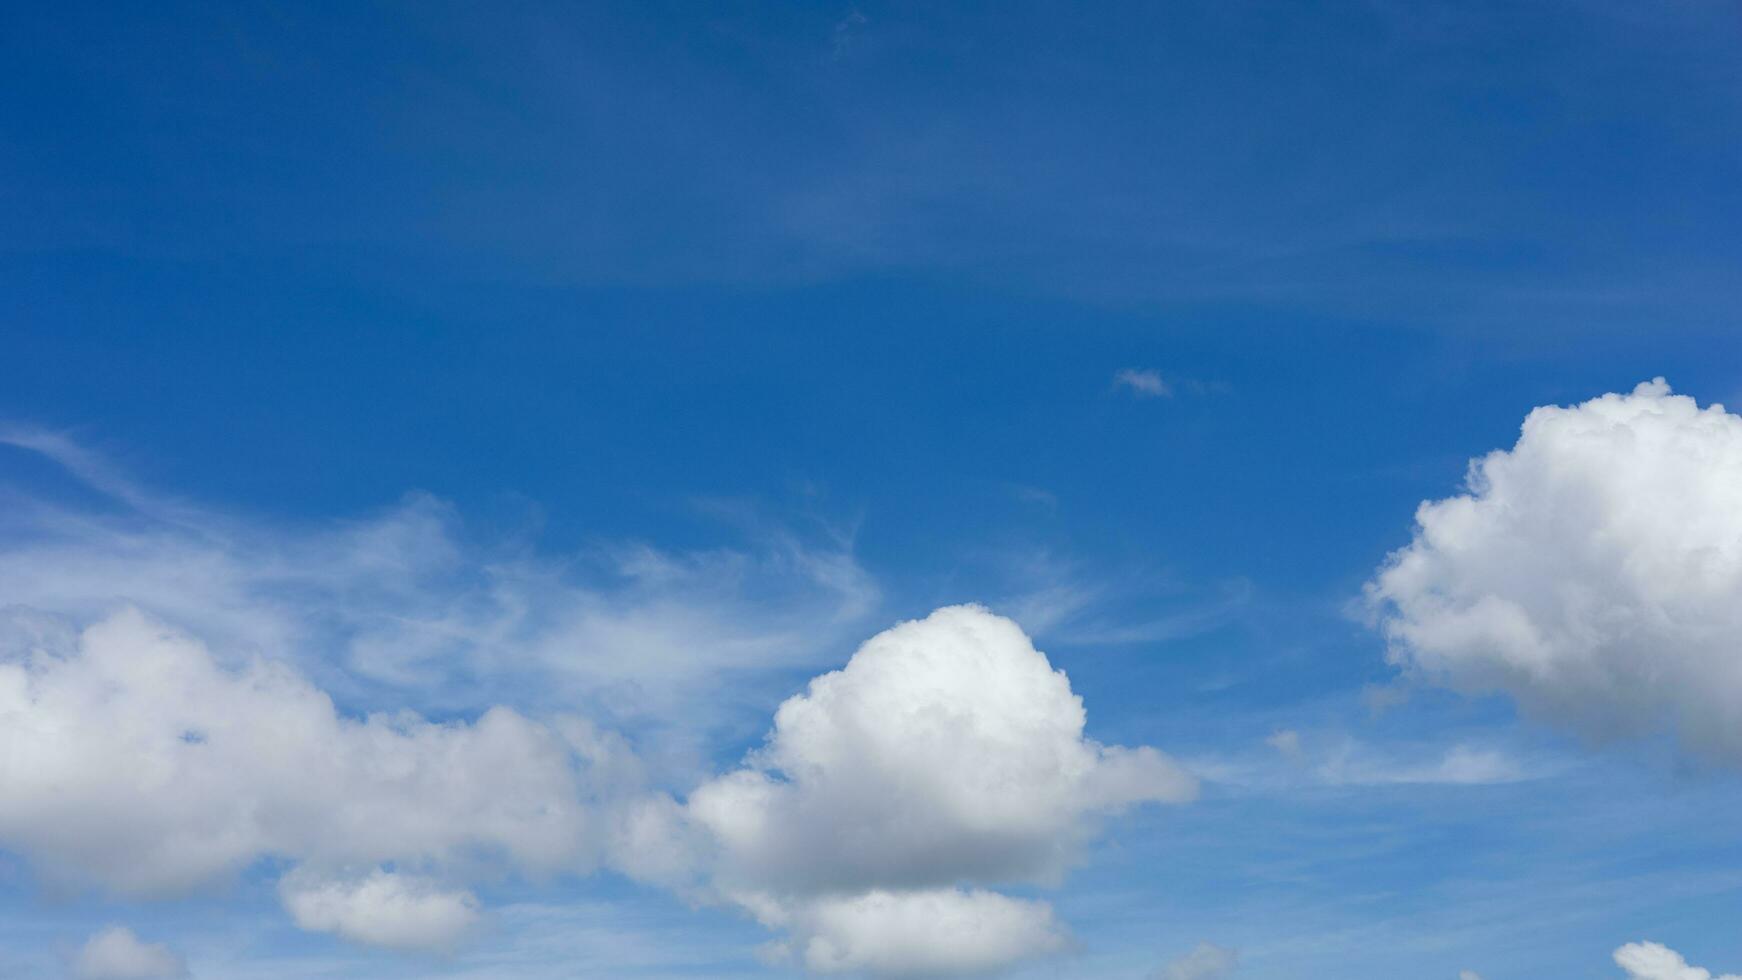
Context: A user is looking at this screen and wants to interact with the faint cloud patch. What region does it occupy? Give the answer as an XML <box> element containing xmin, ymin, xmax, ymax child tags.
<box><xmin>1114</xmin><ymin>368</ymin><xmax>1173</xmax><ymax>399</ymax></box>
<box><xmin>70</xmin><ymin>926</ymin><xmax>186</xmax><ymax>980</ymax></box>
<box><xmin>985</xmin><ymin>548</ymin><xmax>1250</xmax><ymax>647</ymax></box>
<box><xmin>1158</xmin><ymin>941</ymin><xmax>1239</xmax><ymax>980</ymax></box>
<box><xmin>831</xmin><ymin>10</ymin><xmax>868</xmax><ymax>61</ymax></box>
<box><xmin>1196</xmin><ymin>733</ymin><xmax>1547</xmax><ymax>791</ymax></box>
<box><xmin>1265</xmin><ymin>729</ymin><xmax>1303</xmax><ymax>758</ymax></box>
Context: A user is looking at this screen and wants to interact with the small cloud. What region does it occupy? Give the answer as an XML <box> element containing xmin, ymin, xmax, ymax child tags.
<box><xmin>1265</xmin><ymin>729</ymin><xmax>1303</xmax><ymax>758</ymax></box>
<box><xmin>1361</xmin><ymin>683</ymin><xmax>1410</xmax><ymax>716</ymax></box>
<box><xmin>72</xmin><ymin>926</ymin><xmax>187</xmax><ymax>980</ymax></box>
<box><xmin>1158</xmin><ymin>941</ymin><xmax>1239</xmax><ymax>980</ymax></box>
<box><xmin>1459</xmin><ymin>971</ymin><xmax>1484</xmax><ymax>980</ymax></box>
<box><xmin>1113</xmin><ymin>368</ymin><xmax>1173</xmax><ymax>399</ymax></box>
<box><xmin>280</xmin><ymin>867</ymin><xmax>481</xmax><ymax>953</ymax></box>
<box><xmin>831</xmin><ymin>10</ymin><xmax>868</xmax><ymax>60</ymax></box>
<box><xmin>1008</xmin><ymin>484</ymin><xmax>1059</xmax><ymax>510</ymax></box>
<box><xmin>1615</xmin><ymin>941</ymin><xmax>1742</xmax><ymax>980</ymax></box>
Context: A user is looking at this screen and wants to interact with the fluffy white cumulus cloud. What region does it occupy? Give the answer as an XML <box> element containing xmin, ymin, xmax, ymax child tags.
<box><xmin>1158</xmin><ymin>941</ymin><xmax>1239</xmax><ymax>980</ymax></box>
<box><xmin>71</xmin><ymin>926</ymin><xmax>187</xmax><ymax>980</ymax></box>
<box><xmin>0</xmin><ymin>438</ymin><xmax>1182</xmax><ymax>972</ymax></box>
<box><xmin>689</xmin><ymin>605</ymin><xmax>1196</xmax><ymax>893</ymax></box>
<box><xmin>1615</xmin><ymin>941</ymin><xmax>1742</xmax><ymax>980</ymax></box>
<box><xmin>0</xmin><ymin>607</ymin><xmax>613</xmax><ymax>949</ymax></box>
<box><xmin>1367</xmin><ymin>380</ymin><xmax>1742</xmax><ymax>759</ymax></box>
<box><xmin>666</xmin><ymin>605</ymin><xmax>1196</xmax><ymax>976</ymax></box>
<box><xmin>280</xmin><ymin>868</ymin><xmax>481</xmax><ymax>953</ymax></box>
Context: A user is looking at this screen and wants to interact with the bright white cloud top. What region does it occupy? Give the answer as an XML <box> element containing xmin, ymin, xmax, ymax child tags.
<box><xmin>1615</xmin><ymin>941</ymin><xmax>1742</xmax><ymax>980</ymax></box>
<box><xmin>1368</xmin><ymin>379</ymin><xmax>1742</xmax><ymax>760</ymax></box>
<box><xmin>651</xmin><ymin>605</ymin><xmax>1197</xmax><ymax>975</ymax></box>
<box><xmin>0</xmin><ymin>446</ymin><xmax>1191</xmax><ymax>977</ymax></box>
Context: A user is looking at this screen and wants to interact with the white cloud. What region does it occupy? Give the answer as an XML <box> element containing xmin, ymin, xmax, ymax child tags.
<box><xmin>0</xmin><ymin>607</ymin><xmax>611</xmax><ymax>951</ymax></box>
<box><xmin>688</xmin><ymin>605</ymin><xmax>1196</xmax><ymax>892</ymax></box>
<box><xmin>1367</xmin><ymin>380</ymin><xmax>1742</xmax><ymax>761</ymax></box>
<box><xmin>757</xmin><ymin>888</ymin><xmax>1068</xmax><ymax>977</ymax></box>
<box><xmin>0</xmin><ymin>429</ymin><xmax>877</xmax><ymax>738</ymax></box>
<box><xmin>1615</xmin><ymin>941</ymin><xmax>1742</xmax><ymax>980</ymax></box>
<box><xmin>0</xmin><ymin>437</ymin><xmax>1181</xmax><ymax>972</ymax></box>
<box><xmin>1158</xmin><ymin>942</ymin><xmax>1238</xmax><ymax>980</ymax></box>
<box><xmin>1459</xmin><ymin>972</ymin><xmax>1484</xmax><ymax>980</ymax></box>
<box><xmin>663</xmin><ymin>605</ymin><xmax>1196</xmax><ymax>976</ymax></box>
<box><xmin>1113</xmin><ymin>368</ymin><xmax>1172</xmax><ymax>398</ymax></box>
<box><xmin>279</xmin><ymin>868</ymin><xmax>481</xmax><ymax>953</ymax></box>
<box><xmin>0</xmin><ymin>431</ymin><xmax>883</xmax><ymax>954</ymax></box>
<box><xmin>71</xmin><ymin>926</ymin><xmax>187</xmax><ymax>980</ymax></box>
<box><xmin>1265</xmin><ymin>729</ymin><xmax>1302</xmax><ymax>757</ymax></box>
<box><xmin>1198</xmin><ymin>733</ymin><xmax>1536</xmax><ymax>791</ymax></box>
<box><xmin>1317</xmin><ymin>742</ymin><xmax>1529</xmax><ymax>787</ymax></box>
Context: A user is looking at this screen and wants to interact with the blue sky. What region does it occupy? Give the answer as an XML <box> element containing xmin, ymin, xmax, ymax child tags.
<box><xmin>3</xmin><ymin>2</ymin><xmax>1742</xmax><ymax>979</ymax></box>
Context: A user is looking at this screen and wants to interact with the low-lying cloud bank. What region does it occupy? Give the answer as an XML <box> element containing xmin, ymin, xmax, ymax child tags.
<box><xmin>0</xmin><ymin>605</ymin><xmax>1189</xmax><ymax>972</ymax></box>
<box><xmin>0</xmin><ymin>606</ymin><xmax>619</xmax><ymax>948</ymax></box>
<box><xmin>0</xmin><ymin>437</ymin><xmax>1192</xmax><ymax>974</ymax></box>
<box><xmin>1368</xmin><ymin>379</ymin><xmax>1742</xmax><ymax>762</ymax></box>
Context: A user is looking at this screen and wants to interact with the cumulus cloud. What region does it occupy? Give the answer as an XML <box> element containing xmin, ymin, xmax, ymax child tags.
<box><xmin>0</xmin><ymin>437</ymin><xmax>1180</xmax><ymax>972</ymax></box>
<box><xmin>0</xmin><ymin>608</ymin><xmax>618</xmax><ymax>950</ymax></box>
<box><xmin>280</xmin><ymin>868</ymin><xmax>481</xmax><ymax>953</ymax></box>
<box><xmin>1367</xmin><ymin>380</ymin><xmax>1742</xmax><ymax>761</ymax></box>
<box><xmin>662</xmin><ymin>605</ymin><xmax>1196</xmax><ymax>975</ymax></box>
<box><xmin>1460</xmin><ymin>972</ymin><xmax>1484</xmax><ymax>980</ymax></box>
<box><xmin>1158</xmin><ymin>941</ymin><xmax>1238</xmax><ymax>980</ymax></box>
<box><xmin>1615</xmin><ymin>941</ymin><xmax>1741</xmax><ymax>980</ymax></box>
<box><xmin>1114</xmin><ymin>368</ymin><xmax>1173</xmax><ymax>398</ymax></box>
<box><xmin>71</xmin><ymin>926</ymin><xmax>187</xmax><ymax>980</ymax></box>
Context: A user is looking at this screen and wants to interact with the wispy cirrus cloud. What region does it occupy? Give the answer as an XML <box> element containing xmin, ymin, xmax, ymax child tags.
<box><xmin>0</xmin><ymin>432</ymin><xmax>1201</xmax><ymax>975</ymax></box>
<box><xmin>0</xmin><ymin>427</ymin><xmax>879</xmax><ymax>746</ymax></box>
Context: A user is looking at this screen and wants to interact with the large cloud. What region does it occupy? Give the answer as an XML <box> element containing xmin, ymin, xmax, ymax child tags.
<box><xmin>0</xmin><ymin>431</ymin><xmax>880</xmax><ymax>952</ymax></box>
<box><xmin>0</xmin><ymin>436</ymin><xmax>1183</xmax><ymax>972</ymax></box>
<box><xmin>1367</xmin><ymin>380</ymin><xmax>1742</xmax><ymax>760</ymax></box>
<box><xmin>1615</xmin><ymin>941</ymin><xmax>1741</xmax><ymax>980</ymax></box>
<box><xmin>0</xmin><ymin>608</ymin><xmax>614</xmax><ymax>949</ymax></box>
<box><xmin>666</xmin><ymin>605</ymin><xmax>1197</xmax><ymax>976</ymax></box>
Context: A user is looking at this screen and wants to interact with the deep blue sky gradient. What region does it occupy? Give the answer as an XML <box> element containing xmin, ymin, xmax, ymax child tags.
<box><xmin>3</xmin><ymin>2</ymin><xmax>1741</xmax><ymax>977</ymax></box>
